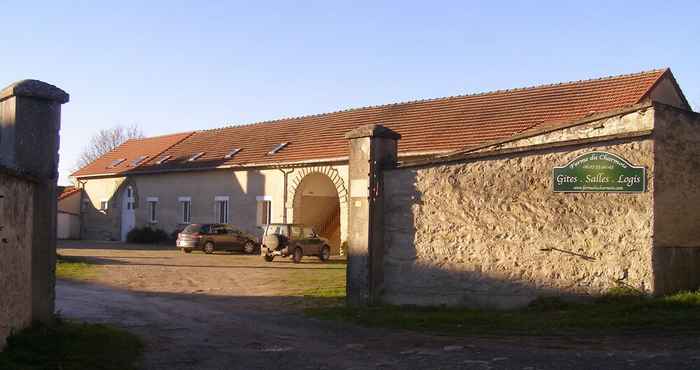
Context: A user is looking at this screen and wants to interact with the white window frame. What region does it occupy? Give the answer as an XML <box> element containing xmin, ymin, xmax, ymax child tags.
<box><xmin>267</xmin><ymin>142</ymin><xmax>289</xmax><ymax>155</ymax></box>
<box><xmin>256</xmin><ymin>195</ymin><xmax>272</xmax><ymax>226</ymax></box>
<box><xmin>156</xmin><ymin>155</ymin><xmax>171</xmax><ymax>164</ymax></box>
<box><xmin>178</xmin><ymin>196</ymin><xmax>192</xmax><ymax>223</ymax></box>
<box><xmin>224</xmin><ymin>148</ymin><xmax>241</xmax><ymax>159</ymax></box>
<box><xmin>99</xmin><ymin>199</ymin><xmax>109</xmax><ymax>211</ymax></box>
<box><xmin>147</xmin><ymin>197</ymin><xmax>159</xmax><ymax>223</ymax></box>
<box><xmin>188</xmin><ymin>152</ymin><xmax>205</xmax><ymax>162</ymax></box>
<box><xmin>214</xmin><ymin>196</ymin><xmax>229</xmax><ymax>224</ymax></box>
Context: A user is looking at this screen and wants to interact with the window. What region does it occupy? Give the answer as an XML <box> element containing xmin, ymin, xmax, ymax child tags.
<box><xmin>214</xmin><ymin>196</ymin><xmax>229</xmax><ymax>224</ymax></box>
<box><xmin>224</xmin><ymin>148</ymin><xmax>241</xmax><ymax>159</ymax></box>
<box><xmin>179</xmin><ymin>196</ymin><xmax>192</xmax><ymax>223</ymax></box>
<box><xmin>188</xmin><ymin>152</ymin><xmax>205</xmax><ymax>162</ymax></box>
<box><xmin>267</xmin><ymin>142</ymin><xmax>289</xmax><ymax>155</ymax></box>
<box><xmin>99</xmin><ymin>200</ymin><xmax>109</xmax><ymax>211</ymax></box>
<box><xmin>124</xmin><ymin>186</ymin><xmax>135</xmax><ymax>210</ymax></box>
<box><xmin>156</xmin><ymin>155</ymin><xmax>171</xmax><ymax>164</ymax></box>
<box><xmin>256</xmin><ymin>196</ymin><xmax>272</xmax><ymax>225</ymax></box>
<box><xmin>109</xmin><ymin>158</ymin><xmax>126</xmax><ymax>168</ymax></box>
<box><xmin>131</xmin><ymin>155</ymin><xmax>148</xmax><ymax>166</ymax></box>
<box><xmin>147</xmin><ymin>197</ymin><xmax>158</xmax><ymax>223</ymax></box>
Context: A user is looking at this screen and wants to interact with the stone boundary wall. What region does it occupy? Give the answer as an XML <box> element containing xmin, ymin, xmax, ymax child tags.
<box><xmin>651</xmin><ymin>105</ymin><xmax>700</xmax><ymax>294</ymax></box>
<box><xmin>381</xmin><ymin>111</ymin><xmax>656</xmax><ymax>308</ymax></box>
<box><xmin>0</xmin><ymin>80</ymin><xmax>68</xmax><ymax>347</ymax></box>
<box><xmin>0</xmin><ymin>172</ymin><xmax>35</xmax><ymax>347</ymax></box>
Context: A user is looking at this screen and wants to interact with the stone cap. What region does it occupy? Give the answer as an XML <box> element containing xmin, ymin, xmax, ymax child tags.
<box><xmin>345</xmin><ymin>124</ymin><xmax>401</xmax><ymax>140</ymax></box>
<box><xmin>0</xmin><ymin>79</ymin><xmax>69</xmax><ymax>104</ymax></box>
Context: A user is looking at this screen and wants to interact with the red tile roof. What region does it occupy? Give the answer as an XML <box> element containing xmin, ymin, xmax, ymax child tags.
<box><xmin>72</xmin><ymin>132</ymin><xmax>194</xmax><ymax>177</ymax></box>
<box><xmin>58</xmin><ymin>186</ymin><xmax>81</xmax><ymax>200</ymax></box>
<box><xmin>74</xmin><ymin>69</ymin><xmax>670</xmax><ymax>178</ymax></box>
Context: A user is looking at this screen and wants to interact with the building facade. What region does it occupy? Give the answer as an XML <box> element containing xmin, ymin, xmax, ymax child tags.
<box><xmin>73</xmin><ymin>67</ymin><xmax>695</xmax><ymax>291</ymax></box>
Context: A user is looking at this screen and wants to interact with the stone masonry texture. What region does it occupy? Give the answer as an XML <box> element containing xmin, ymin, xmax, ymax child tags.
<box><xmin>382</xmin><ymin>138</ymin><xmax>655</xmax><ymax>309</ymax></box>
<box><xmin>0</xmin><ymin>175</ymin><xmax>34</xmax><ymax>348</ymax></box>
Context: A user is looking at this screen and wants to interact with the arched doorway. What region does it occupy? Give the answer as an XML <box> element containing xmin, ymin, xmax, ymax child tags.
<box><xmin>291</xmin><ymin>172</ymin><xmax>344</xmax><ymax>255</ymax></box>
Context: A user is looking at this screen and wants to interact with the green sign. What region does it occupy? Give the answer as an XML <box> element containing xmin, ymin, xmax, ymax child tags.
<box><xmin>553</xmin><ymin>151</ymin><xmax>646</xmax><ymax>193</ymax></box>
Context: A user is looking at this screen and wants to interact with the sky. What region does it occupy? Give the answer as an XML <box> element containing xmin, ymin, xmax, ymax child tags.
<box><xmin>1</xmin><ymin>1</ymin><xmax>698</xmax><ymax>185</ymax></box>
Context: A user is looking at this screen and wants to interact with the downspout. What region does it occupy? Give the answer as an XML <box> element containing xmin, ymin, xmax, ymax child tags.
<box><xmin>77</xmin><ymin>178</ymin><xmax>87</xmax><ymax>240</ymax></box>
<box><xmin>277</xmin><ymin>168</ymin><xmax>294</xmax><ymax>223</ymax></box>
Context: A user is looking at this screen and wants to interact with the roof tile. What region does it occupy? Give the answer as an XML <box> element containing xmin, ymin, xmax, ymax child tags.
<box><xmin>75</xmin><ymin>69</ymin><xmax>668</xmax><ymax>177</ymax></box>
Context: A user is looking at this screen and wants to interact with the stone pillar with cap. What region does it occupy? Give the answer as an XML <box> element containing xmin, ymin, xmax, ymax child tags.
<box><xmin>344</xmin><ymin>124</ymin><xmax>400</xmax><ymax>306</ymax></box>
<box><xmin>0</xmin><ymin>79</ymin><xmax>69</xmax><ymax>322</ymax></box>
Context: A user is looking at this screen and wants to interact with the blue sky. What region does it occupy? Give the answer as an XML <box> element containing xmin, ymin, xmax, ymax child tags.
<box><xmin>1</xmin><ymin>1</ymin><xmax>698</xmax><ymax>185</ymax></box>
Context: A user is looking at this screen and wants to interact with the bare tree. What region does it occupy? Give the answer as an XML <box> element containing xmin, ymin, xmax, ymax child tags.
<box><xmin>75</xmin><ymin>124</ymin><xmax>144</xmax><ymax>170</ymax></box>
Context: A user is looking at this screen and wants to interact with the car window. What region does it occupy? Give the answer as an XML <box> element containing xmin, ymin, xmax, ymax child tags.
<box><xmin>290</xmin><ymin>226</ymin><xmax>303</xmax><ymax>239</ymax></box>
<box><xmin>303</xmin><ymin>227</ymin><xmax>315</xmax><ymax>238</ymax></box>
<box><xmin>266</xmin><ymin>225</ymin><xmax>287</xmax><ymax>237</ymax></box>
<box><xmin>183</xmin><ymin>224</ymin><xmax>203</xmax><ymax>233</ymax></box>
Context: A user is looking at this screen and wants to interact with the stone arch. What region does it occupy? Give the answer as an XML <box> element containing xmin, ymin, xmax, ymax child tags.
<box><xmin>287</xmin><ymin>165</ymin><xmax>347</xmax><ymax>209</ymax></box>
<box><xmin>287</xmin><ymin>165</ymin><xmax>348</xmax><ymax>255</ymax></box>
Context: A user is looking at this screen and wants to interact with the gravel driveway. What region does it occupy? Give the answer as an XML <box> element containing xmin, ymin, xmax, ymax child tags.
<box><xmin>56</xmin><ymin>241</ymin><xmax>700</xmax><ymax>370</ymax></box>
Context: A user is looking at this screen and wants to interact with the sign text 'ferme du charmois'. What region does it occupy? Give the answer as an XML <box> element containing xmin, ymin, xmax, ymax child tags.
<box><xmin>553</xmin><ymin>151</ymin><xmax>646</xmax><ymax>193</ymax></box>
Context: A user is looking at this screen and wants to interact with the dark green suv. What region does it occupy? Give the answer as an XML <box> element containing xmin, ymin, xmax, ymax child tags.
<box><xmin>260</xmin><ymin>224</ymin><xmax>331</xmax><ymax>263</ymax></box>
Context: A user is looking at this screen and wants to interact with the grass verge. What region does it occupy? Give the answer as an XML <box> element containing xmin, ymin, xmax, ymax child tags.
<box><xmin>0</xmin><ymin>319</ymin><xmax>143</xmax><ymax>370</ymax></box>
<box><xmin>56</xmin><ymin>254</ymin><xmax>97</xmax><ymax>281</ymax></box>
<box><xmin>306</xmin><ymin>290</ymin><xmax>700</xmax><ymax>336</ymax></box>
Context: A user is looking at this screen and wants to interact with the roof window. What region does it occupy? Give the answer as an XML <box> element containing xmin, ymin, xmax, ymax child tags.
<box><xmin>131</xmin><ymin>155</ymin><xmax>148</xmax><ymax>166</ymax></box>
<box><xmin>156</xmin><ymin>155</ymin><xmax>172</xmax><ymax>164</ymax></box>
<box><xmin>267</xmin><ymin>142</ymin><xmax>289</xmax><ymax>155</ymax></box>
<box><xmin>188</xmin><ymin>152</ymin><xmax>205</xmax><ymax>162</ymax></box>
<box><xmin>224</xmin><ymin>148</ymin><xmax>241</xmax><ymax>159</ymax></box>
<box><xmin>109</xmin><ymin>158</ymin><xmax>126</xmax><ymax>168</ymax></box>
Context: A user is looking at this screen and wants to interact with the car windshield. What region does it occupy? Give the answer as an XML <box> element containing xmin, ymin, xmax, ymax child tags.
<box><xmin>182</xmin><ymin>224</ymin><xmax>211</xmax><ymax>234</ymax></box>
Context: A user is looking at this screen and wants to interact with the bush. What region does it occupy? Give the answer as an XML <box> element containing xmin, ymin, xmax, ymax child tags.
<box><xmin>126</xmin><ymin>226</ymin><xmax>169</xmax><ymax>244</ymax></box>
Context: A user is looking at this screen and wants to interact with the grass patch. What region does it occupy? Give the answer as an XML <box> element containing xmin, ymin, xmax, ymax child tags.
<box><xmin>306</xmin><ymin>291</ymin><xmax>700</xmax><ymax>336</ymax></box>
<box><xmin>0</xmin><ymin>319</ymin><xmax>142</xmax><ymax>370</ymax></box>
<box><xmin>279</xmin><ymin>263</ymin><xmax>346</xmax><ymax>308</ymax></box>
<box><xmin>56</xmin><ymin>254</ymin><xmax>97</xmax><ymax>281</ymax></box>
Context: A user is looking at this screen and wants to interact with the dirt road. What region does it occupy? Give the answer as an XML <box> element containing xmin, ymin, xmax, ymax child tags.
<box><xmin>57</xmin><ymin>242</ymin><xmax>700</xmax><ymax>369</ymax></box>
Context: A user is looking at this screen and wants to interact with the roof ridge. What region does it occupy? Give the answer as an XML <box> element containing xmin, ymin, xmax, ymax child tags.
<box><xmin>129</xmin><ymin>131</ymin><xmax>195</xmax><ymax>141</ymax></box>
<box><xmin>202</xmin><ymin>68</ymin><xmax>667</xmax><ymax>132</ymax></box>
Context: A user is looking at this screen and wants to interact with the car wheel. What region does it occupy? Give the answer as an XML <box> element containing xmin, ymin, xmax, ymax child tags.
<box><xmin>204</xmin><ymin>242</ymin><xmax>215</xmax><ymax>254</ymax></box>
<box><xmin>182</xmin><ymin>248</ymin><xmax>192</xmax><ymax>254</ymax></box>
<box><xmin>243</xmin><ymin>241</ymin><xmax>256</xmax><ymax>254</ymax></box>
<box><xmin>263</xmin><ymin>254</ymin><xmax>274</xmax><ymax>262</ymax></box>
<box><xmin>319</xmin><ymin>245</ymin><xmax>330</xmax><ymax>261</ymax></box>
<box><xmin>292</xmin><ymin>247</ymin><xmax>303</xmax><ymax>263</ymax></box>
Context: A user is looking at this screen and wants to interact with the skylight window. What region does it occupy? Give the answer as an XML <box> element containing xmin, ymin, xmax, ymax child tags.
<box><xmin>131</xmin><ymin>155</ymin><xmax>148</xmax><ymax>166</ymax></box>
<box><xmin>109</xmin><ymin>158</ymin><xmax>126</xmax><ymax>168</ymax></box>
<box><xmin>156</xmin><ymin>155</ymin><xmax>172</xmax><ymax>164</ymax></box>
<box><xmin>188</xmin><ymin>152</ymin><xmax>205</xmax><ymax>162</ymax></box>
<box><xmin>224</xmin><ymin>148</ymin><xmax>241</xmax><ymax>159</ymax></box>
<box><xmin>267</xmin><ymin>142</ymin><xmax>289</xmax><ymax>155</ymax></box>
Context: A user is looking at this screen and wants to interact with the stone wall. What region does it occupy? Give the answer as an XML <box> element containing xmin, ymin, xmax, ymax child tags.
<box><xmin>0</xmin><ymin>173</ymin><xmax>34</xmax><ymax>347</ymax></box>
<box><xmin>652</xmin><ymin>105</ymin><xmax>700</xmax><ymax>294</ymax></box>
<box><xmin>382</xmin><ymin>136</ymin><xmax>655</xmax><ymax>308</ymax></box>
<box><xmin>80</xmin><ymin>176</ymin><xmax>126</xmax><ymax>240</ymax></box>
<box><xmin>0</xmin><ymin>79</ymin><xmax>68</xmax><ymax>347</ymax></box>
